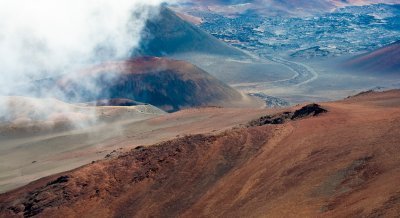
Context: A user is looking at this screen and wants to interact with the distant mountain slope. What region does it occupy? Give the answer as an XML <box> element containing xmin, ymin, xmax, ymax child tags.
<box><xmin>26</xmin><ymin>57</ymin><xmax>245</xmax><ymax>112</ymax></box>
<box><xmin>344</xmin><ymin>41</ymin><xmax>400</xmax><ymax>74</ymax></box>
<box><xmin>332</xmin><ymin>0</ymin><xmax>400</xmax><ymax>6</ymax></box>
<box><xmin>182</xmin><ymin>0</ymin><xmax>399</xmax><ymax>15</ymax></box>
<box><xmin>181</xmin><ymin>0</ymin><xmax>334</xmax><ymax>16</ymax></box>
<box><xmin>135</xmin><ymin>7</ymin><xmax>245</xmax><ymax>57</ymax></box>
<box><xmin>270</xmin><ymin>0</ymin><xmax>334</xmax><ymax>12</ymax></box>
<box><xmin>189</xmin><ymin>0</ymin><xmax>255</xmax><ymax>5</ymax></box>
<box><xmin>189</xmin><ymin>0</ymin><xmax>399</xmax><ymax>8</ymax></box>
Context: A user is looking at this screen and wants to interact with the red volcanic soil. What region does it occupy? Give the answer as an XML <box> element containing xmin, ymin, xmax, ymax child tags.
<box><xmin>1</xmin><ymin>90</ymin><xmax>400</xmax><ymax>217</ymax></box>
<box><xmin>344</xmin><ymin>41</ymin><xmax>400</xmax><ymax>74</ymax></box>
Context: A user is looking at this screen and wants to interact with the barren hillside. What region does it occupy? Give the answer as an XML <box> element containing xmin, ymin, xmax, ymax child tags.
<box><xmin>1</xmin><ymin>90</ymin><xmax>400</xmax><ymax>217</ymax></box>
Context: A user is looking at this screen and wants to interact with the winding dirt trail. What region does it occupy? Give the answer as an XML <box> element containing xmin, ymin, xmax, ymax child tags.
<box><xmin>232</xmin><ymin>51</ymin><xmax>319</xmax><ymax>90</ymax></box>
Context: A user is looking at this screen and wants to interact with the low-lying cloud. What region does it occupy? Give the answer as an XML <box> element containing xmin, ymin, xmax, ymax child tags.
<box><xmin>0</xmin><ymin>0</ymin><xmax>170</xmax><ymax>95</ymax></box>
<box><xmin>0</xmin><ymin>0</ymin><xmax>172</xmax><ymax>126</ymax></box>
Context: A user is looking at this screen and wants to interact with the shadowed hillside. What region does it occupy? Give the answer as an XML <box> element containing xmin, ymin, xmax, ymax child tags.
<box><xmin>135</xmin><ymin>7</ymin><xmax>245</xmax><ymax>57</ymax></box>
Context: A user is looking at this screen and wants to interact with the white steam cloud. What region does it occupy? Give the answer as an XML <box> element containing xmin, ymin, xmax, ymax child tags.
<box><xmin>0</xmin><ymin>0</ymin><xmax>168</xmax><ymax>92</ymax></box>
<box><xmin>0</xmin><ymin>0</ymin><xmax>172</xmax><ymax>128</ymax></box>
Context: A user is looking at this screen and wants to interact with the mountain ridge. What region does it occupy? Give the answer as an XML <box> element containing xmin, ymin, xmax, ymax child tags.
<box><xmin>1</xmin><ymin>90</ymin><xmax>400</xmax><ymax>217</ymax></box>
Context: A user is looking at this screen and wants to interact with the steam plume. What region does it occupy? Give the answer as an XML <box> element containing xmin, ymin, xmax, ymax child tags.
<box><xmin>0</xmin><ymin>0</ymin><xmax>172</xmax><ymax>125</ymax></box>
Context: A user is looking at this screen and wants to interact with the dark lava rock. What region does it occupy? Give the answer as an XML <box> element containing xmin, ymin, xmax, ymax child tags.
<box><xmin>46</xmin><ymin>176</ymin><xmax>69</xmax><ymax>186</ymax></box>
<box><xmin>248</xmin><ymin>104</ymin><xmax>327</xmax><ymax>126</ymax></box>
<box><xmin>291</xmin><ymin>104</ymin><xmax>327</xmax><ymax>120</ymax></box>
<box><xmin>248</xmin><ymin>112</ymin><xmax>293</xmax><ymax>127</ymax></box>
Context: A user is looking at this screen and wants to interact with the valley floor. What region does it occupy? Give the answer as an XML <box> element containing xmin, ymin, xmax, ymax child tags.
<box><xmin>174</xmin><ymin>52</ymin><xmax>400</xmax><ymax>106</ymax></box>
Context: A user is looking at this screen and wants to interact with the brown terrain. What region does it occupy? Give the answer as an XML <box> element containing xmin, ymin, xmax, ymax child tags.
<box><xmin>1</xmin><ymin>90</ymin><xmax>400</xmax><ymax>217</ymax></box>
<box><xmin>0</xmin><ymin>100</ymin><xmax>268</xmax><ymax>193</ymax></box>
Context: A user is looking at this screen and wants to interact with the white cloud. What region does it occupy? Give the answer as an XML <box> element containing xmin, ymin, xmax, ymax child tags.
<box><xmin>0</xmin><ymin>0</ymin><xmax>169</xmax><ymax>94</ymax></box>
<box><xmin>0</xmin><ymin>0</ymin><xmax>174</xmax><ymax>126</ymax></box>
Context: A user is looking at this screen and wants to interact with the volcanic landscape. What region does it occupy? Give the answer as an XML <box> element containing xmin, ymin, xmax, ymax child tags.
<box><xmin>1</xmin><ymin>90</ymin><xmax>400</xmax><ymax>217</ymax></box>
<box><xmin>0</xmin><ymin>0</ymin><xmax>399</xmax><ymax>217</ymax></box>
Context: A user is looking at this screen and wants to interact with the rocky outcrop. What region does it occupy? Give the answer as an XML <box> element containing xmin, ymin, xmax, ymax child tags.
<box><xmin>291</xmin><ymin>103</ymin><xmax>327</xmax><ymax>120</ymax></box>
<box><xmin>248</xmin><ymin>103</ymin><xmax>327</xmax><ymax>126</ymax></box>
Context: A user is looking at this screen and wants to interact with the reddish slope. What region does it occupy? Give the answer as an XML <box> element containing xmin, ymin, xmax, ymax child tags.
<box><xmin>344</xmin><ymin>41</ymin><xmax>400</xmax><ymax>74</ymax></box>
<box><xmin>1</xmin><ymin>90</ymin><xmax>400</xmax><ymax>217</ymax></box>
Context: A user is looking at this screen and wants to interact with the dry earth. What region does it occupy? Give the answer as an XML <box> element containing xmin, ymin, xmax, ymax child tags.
<box><xmin>1</xmin><ymin>90</ymin><xmax>400</xmax><ymax>217</ymax></box>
